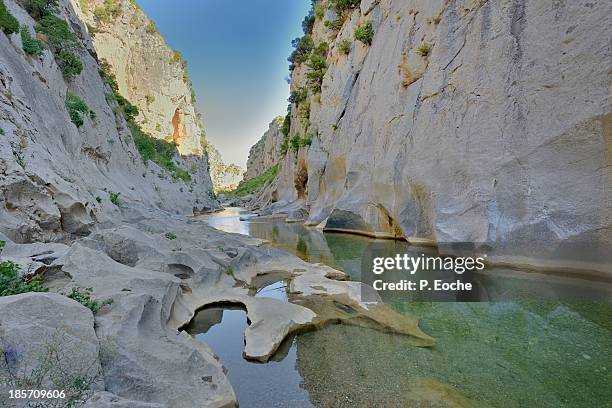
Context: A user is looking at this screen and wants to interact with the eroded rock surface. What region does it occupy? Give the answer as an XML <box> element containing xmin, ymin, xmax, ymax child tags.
<box><xmin>247</xmin><ymin>0</ymin><xmax>612</xmax><ymax>271</ymax></box>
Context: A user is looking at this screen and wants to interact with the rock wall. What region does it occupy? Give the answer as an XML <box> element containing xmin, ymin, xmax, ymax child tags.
<box><xmin>73</xmin><ymin>0</ymin><xmax>206</xmax><ymax>157</ymax></box>
<box><xmin>206</xmin><ymin>142</ymin><xmax>243</xmax><ymax>191</ymax></box>
<box><xmin>244</xmin><ymin>116</ymin><xmax>284</xmax><ymax>180</ymax></box>
<box><xmin>0</xmin><ymin>0</ymin><xmax>214</xmax><ymax>244</ymax></box>
<box><xmin>254</xmin><ymin>0</ymin><xmax>612</xmax><ymax>269</ymax></box>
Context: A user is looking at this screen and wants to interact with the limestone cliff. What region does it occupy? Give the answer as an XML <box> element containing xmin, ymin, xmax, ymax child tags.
<box><xmin>252</xmin><ymin>0</ymin><xmax>612</xmax><ymax>269</ymax></box>
<box><xmin>73</xmin><ymin>0</ymin><xmax>206</xmax><ymax>157</ymax></box>
<box><xmin>0</xmin><ymin>0</ymin><xmax>214</xmax><ymax>243</ymax></box>
<box><xmin>244</xmin><ymin>116</ymin><xmax>284</xmax><ymax>180</ymax></box>
<box><xmin>206</xmin><ymin>142</ymin><xmax>243</xmax><ymax>191</ymax></box>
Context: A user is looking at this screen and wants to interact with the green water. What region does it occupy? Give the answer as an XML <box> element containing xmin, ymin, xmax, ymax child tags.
<box><xmin>203</xmin><ymin>208</ymin><xmax>612</xmax><ymax>407</ymax></box>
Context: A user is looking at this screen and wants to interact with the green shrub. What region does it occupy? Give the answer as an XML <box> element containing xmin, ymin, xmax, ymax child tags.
<box><xmin>108</xmin><ymin>190</ymin><xmax>120</xmax><ymax>206</ymax></box>
<box><xmin>416</xmin><ymin>42</ymin><xmax>432</xmax><ymax>57</ymax></box>
<box><xmin>21</xmin><ymin>0</ymin><xmax>59</xmax><ymax>20</ymax></box>
<box><xmin>0</xmin><ymin>0</ymin><xmax>19</xmax><ymax>35</ymax></box>
<box><xmin>0</xmin><ymin>261</ymin><xmax>48</xmax><ymax>297</ymax></box>
<box><xmin>13</xmin><ymin>152</ymin><xmax>25</xmax><ymax>168</ymax></box>
<box><xmin>21</xmin><ymin>26</ymin><xmax>45</xmax><ymax>56</ymax></box>
<box><xmin>165</xmin><ymin>232</ymin><xmax>177</xmax><ymax>240</ymax></box>
<box><xmin>314</xmin><ymin>1</ymin><xmax>325</xmax><ymax>19</ymax></box>
<box><xmin>288</xmin><ymin>35</ymin><xmax>314</xmax><ymax>70</ymax></box>
<box><xmin>94</xmin><ymin>0</ymin><xmax>120</xmax><ymax>23</ymax></box>
<box><xmin>145</xmin><ymin>94</ymin><xmax>154</xmax><ymax>104</ymax></box>
<box><xmin>302</xmin><ymin>14</ymin><xmax>314</xmax><ymax>34</ymax></box>
<box><xmin>338</xmin><ymin>38</ymin><xmax>352</xmax><ymax>54</ymax></box>
<box><xmin>354</xmin><ymin>20</ymin><xmax>374</xmax><ymax>45</ymax></box>
<box><xmin>172</xmin><ymin>167</ymin><xmax>191</xmax><ymax>182</ymax></box>
<box><xmin>225</xmin><ymin>266</ymin><xmax>234</xmax><ymax>277</ymax></box>
<box><xmin>64</xmin><ymin>287</ymin><xmax>112</xmax><ymax>313</ymax></box>
<box><xmin>65</xmin><ymin>91</ymin><xmax>91</xmax><ymax>128</ymax></box>
<box><xmin>289</xmin><ymin>86</ymin><xmax>308</xmax><ymax>106</ymax></box>
<box><xmin>95</xmin><ymin>196</ymin><xmax>102</xmax><ymax>203</ymax></box>
<box><xmin>290</xmin><ymin>134</ymin><xmax>301</xmax><ymax>153</ymax></box>
<box><xmin>324</xmin><ymin>18</ymin><xmax>343</xmax><ymax>30</ymax></box>
<box><xmin>304</xmin><ymin>42</ymin><xmax>328</xmax><ymax>93</ymax></box>
<box><xmin>281</xmin><ymin>106</ymin><xmax>291</xmax><ymax>137</ymax></box>
<box><xmin>289</xmin><ymin>133</ymin><xmax>312</xmax><ymax>154</ymax></box>
<box><xmin>302</xmin><ymin>133</ymin><xmax>313</xmax><ymax>146</ymax></box>
<box><xmin>329</xmin><ymin>0</ymin><xmax>360</xmax><ymax>14</ymax></box>
<box><xmin>146</xmin><ymin>20</ymin><xmax>156</xmax><ymax>34</ymax></box>
<box><xmin>35</xmin><ymin>14</ymin><xmax>82</xmax><ymax>80</ymax></box>
<box><xmin>221</xmin><ymin>164</ymin><xmax>279</xmax><ymax>198</ymax></box>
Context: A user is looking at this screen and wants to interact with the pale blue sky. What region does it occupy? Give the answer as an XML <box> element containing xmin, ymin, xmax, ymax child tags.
<box><xmin>137</xmin><ymin>0</ymin><xmax>311</xmax><ymax>168</ymax></box>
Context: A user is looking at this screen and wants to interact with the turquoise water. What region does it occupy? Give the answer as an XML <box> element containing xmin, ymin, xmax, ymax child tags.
<box><xmin>194</xmin><ymin>208</ymin><xmax>612</xmax><ymax>407</ymax></box>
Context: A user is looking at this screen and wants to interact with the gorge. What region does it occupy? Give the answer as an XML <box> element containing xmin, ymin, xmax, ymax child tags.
<box><xmin>0</xmin><ymin>0</ymin><xmax>610</xmax><ymax>407</ymax></box>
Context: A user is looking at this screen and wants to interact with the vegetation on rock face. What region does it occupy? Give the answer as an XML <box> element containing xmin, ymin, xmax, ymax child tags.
<box><xmin>338</xmin><ymin>38</ymin><xmax>352</xmax><ymax>54</ymax></box>
<box><xmin>93</xmin><ymin>0</ymin><xmax>121</xmax><ymax>24</ymax></box>
<box><xmin>221</xmin><ymin>164</ymin><xmax>279</xmax><ymax>198</ymax></box>
<box><xmin>66</xmin><ymin>91</ymin><xmax>94</xmax><ymax>128</ymax></box>
<box><xmin>22</xmin><ymin>0</ymin><xmax>59</xmax><ymax>20</ymax></box>
<box><xmin>290</xmin><ymin>133</ymin><xmax>313</xmax><ymax>153</ymax></box>
<box><xmin>354</xmin><ymin>20</ymin><xmax>374</xmax><ymax>45</ymax></box>
<box><xmin>289</xmin><ymin>86</ymin><xmax>308</xmax><ymax>106</ymax></box>
<box><xmin>416</xmin><ymin>42</ymin><xmax>432</xmax><ymax>57</ymax></box>
<box><xmin>20</xmin><ymin>26</ymin><xmax>45</xmax><ymax>56</ymax></box>
<box><xmin>0</xmin><ymin>261</ymin><xmax>48</xmax><ymax>297</ymax></box>
<box><xmin>64</xmin><ymin>286</ymin><xmax>113</xmax><ymax>313</ymax></box>
<box><xmin>0</xmin><ymin>0</ymin><xmax>19</xmax><ymax>35</ymax></box>
<box><xmin>288</xmin><ymin>35</ymin><xmax>314</xmax><ymax>71</ymax></box>
<box><xmin>314</xmin><ymin>1</ymin><xmax>325</xmax><ymax>19</ymax></box>
<box><xmin>324</xmin><ymin>0</ymin><xmax>360</xmax><ymax>30</ymax></box>
<box><xmin>35</xmin><ymin>14</ymin><xmax>83</xmax><ymax>80</ymax></box>
<box><xmin>107</xmin><ymin>190</ymin><xmax>120</xmax><ymax>206</ymax></box>
<box><xmin>328</xmin><ymin>0</ymin><xmax>360</xmax><ymax>14</ymax></box>
<box><xmin>305</xmin><ymin>42</ymin><xmax>328</xmax><ymax>93</ymax></box>
<box><xmin>99</xmin><ymin>62</ymin><xmax>192</xmax><ymax>182</ymax></box>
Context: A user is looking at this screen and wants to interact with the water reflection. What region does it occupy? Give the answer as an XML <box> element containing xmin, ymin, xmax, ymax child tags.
<box><xmin>186</xmin><ymin>304</ymin><xmax>315</xmax><ymax>408</ymax></box>
<box><xmin>198</xmin><ymin>208</ymin><xmax>612</xmax><ymax>407</ymax></box>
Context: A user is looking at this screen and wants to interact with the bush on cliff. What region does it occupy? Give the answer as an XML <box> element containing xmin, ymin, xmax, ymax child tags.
<box><xmin>329</xmin><ymin>0</ymin><xmax>360</xmax><ymax>14</ymax></box>
<box><xmin>66</xmin><ymin>91</ymin><xmax>94</xmax><ymax>128</ymax></box>
<box><xmin>0</xmin><ymin>0</ymin><xmax>18</xmax><ymax>35</ymax></box>
<box><xmin>289</xmin><ymin>86</ymin><xmax>308</xmax><ymax>106</ymax></box>
<box><xmin>21</xmin><ymin>26</ymin><xmax>45</xmax><ymax>56</ymax></box>
<box><xmin>35</xmin><ymin>14</ymin><xmax>83</xmax><ymax>80</ymax></box>
<box><xmin>288</xmin><ymin>35</ymin><xmax>314</xmax><ymax>71</ymax></box>
<box><xmin>338</xmin><ymin>38</ymin><xmax>352</xmax><ymax>54</ymax></box>
<box><xmin>305</xmin><ymin>42</ymin><xmax>328</xmax><ymax>93</ymax></box>
<box><xmin>93</xmin><ymin>0</ymin><xmax>120</xmax><ymax>24</ymax></box>
<box><xmin>354</xmin><ymin>20</ymin><xmax>374</xmax><ymax>45</ymax></box>
<box><xmin>21</xmin><ymin>0</ymin><xmax>59</xmax><ymax>20</ymax></box>
<box><xmin>290</xmin><ymin>133</ymin><xmax>312</xmax><ymax>154</ymax></box>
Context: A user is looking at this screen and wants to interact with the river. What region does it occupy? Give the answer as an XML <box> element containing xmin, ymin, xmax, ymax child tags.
<box><xmin>189</xmin><ymin>207</ymin><xmax>611</xmax><ymax>407</ymax></box>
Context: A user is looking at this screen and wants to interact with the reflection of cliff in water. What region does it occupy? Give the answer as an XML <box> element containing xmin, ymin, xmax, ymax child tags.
<box><xmin>247</xmin><ymin>220</ymin><xmax>341</xmax><ymax>269</ymax></box>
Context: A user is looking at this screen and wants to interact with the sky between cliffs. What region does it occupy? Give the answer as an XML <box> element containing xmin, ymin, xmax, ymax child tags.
<box><xmin>137</xmin><ymin>0</ymin><xmax>311</xmax><ymax>169</ymax></box>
